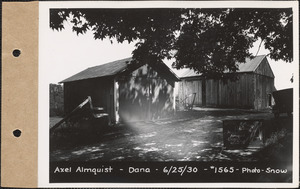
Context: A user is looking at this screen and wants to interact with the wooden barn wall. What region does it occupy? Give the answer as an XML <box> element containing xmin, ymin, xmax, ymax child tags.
<box><xmin>178</xmin><ymin>78</ymin><xmax>203</xmax><ymax>106</ymax></box>
<box><xmin>213</xmin><ymin>73</ymin><xmax>255</xmax><ymax>108</ymax></box>
<box><xmin>254</xmin><ymin>57</ymin><xmax>274</xmax><ymax>78</ymax></box>
<box><xmin>64</xmin><ymin>77</ymin><xmax>115</xmax><ymax>121</ymax></box>
<box><xmin>253</xmin><ymin>74</ymin><xmax>275</xmax><ymax>110</ymax></box>
<box><xmin>178</xmin><ymin>74</ymin><xmax>254</xmax><ymax>108</ymax></box>
<box><xmin>179</xmin><ymin>72</ymin><xmax>275</xmax><ymax>110</ymax></box>
<box><xmin>118</xmin><ymin>64</ymin><xmax>174</xmax><ymax>122</ymax></box>
<box><xmin>206</xmin><ymin>79</ymin><xmax>219</xmax><ymax>106</ymax></box>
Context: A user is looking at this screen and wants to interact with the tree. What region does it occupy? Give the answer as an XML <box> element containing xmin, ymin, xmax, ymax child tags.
<box><xmin>50</xmin><ymin>8</ymin><xmax>293</xmax><ymax>78</ymax></box>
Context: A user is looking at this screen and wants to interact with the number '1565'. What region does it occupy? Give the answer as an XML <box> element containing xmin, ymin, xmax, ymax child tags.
<box><xmin>213</xmin><ymin>167</ymin><xmax>235</xmax><ymax>173</ymax></box>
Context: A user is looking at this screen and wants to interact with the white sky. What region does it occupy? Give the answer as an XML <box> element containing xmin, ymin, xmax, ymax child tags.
<box><xmin>43</xmin><ymin>14</ymin><xmax>295</xmax><ymax>90</ymax></box>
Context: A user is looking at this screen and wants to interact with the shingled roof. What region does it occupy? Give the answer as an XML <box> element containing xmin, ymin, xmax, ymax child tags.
<box><xmin>61</xmin><ymin>57</ymin><xmax>180</xmax><ymax>83</ymax></box>
<box><xmin>180</xmin><ymin>55</ymin><xmax>272</xmax><ymax>78</ymax></box>
<box><xmin>61</xmin><ymin>58</ymin><xmax>132</xmax><ymax>83</ymax></box>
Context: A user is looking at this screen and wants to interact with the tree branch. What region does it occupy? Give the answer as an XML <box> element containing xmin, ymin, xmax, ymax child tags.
<box><xmin>255</xmin><ymin>38</ymin><xmax>264</xmax><ymax>56</ymax></box>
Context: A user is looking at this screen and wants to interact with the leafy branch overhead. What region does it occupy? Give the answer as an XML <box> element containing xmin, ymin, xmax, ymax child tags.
<box><xmin>50</xmin><ymin>8</ymin><xmax>293</xmax><ymax>78</ymax></box>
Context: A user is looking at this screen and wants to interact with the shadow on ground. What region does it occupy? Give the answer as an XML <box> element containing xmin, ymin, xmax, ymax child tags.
<box><xmin>50</xmin><ymin>109</ymin><xmax>293</xmax><ymax>162</ymax></box>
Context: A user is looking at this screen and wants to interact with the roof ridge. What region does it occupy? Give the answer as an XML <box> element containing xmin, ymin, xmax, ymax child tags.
<box><xmin>60</xmin><ymin>57</ymin><xmax>180</xmax><ymax>83</ymax></box>
<box><xmin>180</xmin><ymin>55</ymin><xmax>268</xmax><ymax>78</ymax></box>
<box><xmin>87</xmin><ymin>57</ymin><xmax>132</xmax><ymax>69</ymax></box>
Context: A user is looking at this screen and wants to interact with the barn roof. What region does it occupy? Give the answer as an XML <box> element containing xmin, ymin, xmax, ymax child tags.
<box><xmin>180</xmin><ymin>55</ymin><xmax>273</xmax><ymax>78</ymax></box>
<box><xmin>61</xmin><ymin>57</ymin><xmax>180</xmax><ymax>83</ymax></box>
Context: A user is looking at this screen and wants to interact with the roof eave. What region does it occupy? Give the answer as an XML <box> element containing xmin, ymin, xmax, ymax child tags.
<box><xmin>180</xmin><ymin>71</ymin><xmax>257</xmax><ymax>80</ymax></box>
<box><xmin>59</xmin><ymin>74</ymin><xmax>116</xmax><ymax>84</ymax></box>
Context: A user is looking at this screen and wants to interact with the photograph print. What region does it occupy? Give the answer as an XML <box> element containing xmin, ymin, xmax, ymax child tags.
<box><xmin>42</xmin><ymin>2</ymin><xmax>298</xmax><ymax>186</ymax></box>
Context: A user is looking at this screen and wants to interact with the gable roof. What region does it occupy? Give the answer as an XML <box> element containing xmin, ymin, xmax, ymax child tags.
<box><xmin>239</xmin><ymin>55</ymin><xmax>266</xmax><ymax>72</ymax></box>
<box><xmin>61</xmin><ymin>57</ymin><xmax>131</xmax><ymax>83</ymax></box>
<box><xmin>180</xmin><ymin>55</ymin><xmax>272</xmax><ymax>78</ymax></box>
<box><xmin>61</xmin><ymin>57</ymin><xmax>179</xmax><ymax>83</ymax></box>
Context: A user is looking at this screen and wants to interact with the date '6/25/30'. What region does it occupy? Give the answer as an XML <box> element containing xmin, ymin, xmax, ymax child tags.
<box><xmin>163</xmin><ymin>166</ymin><xmax>198</xmax><ymax>176</ymax></box>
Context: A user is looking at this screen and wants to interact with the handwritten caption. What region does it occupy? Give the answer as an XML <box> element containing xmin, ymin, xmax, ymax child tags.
<box><xmin>53</xmin><ymin>165</ymin><xmax>288</xmax><ymax>176</ymax></box>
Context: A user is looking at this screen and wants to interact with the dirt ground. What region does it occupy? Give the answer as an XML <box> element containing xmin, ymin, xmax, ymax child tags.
<box><xmin>50</xmin><ymin>108</ymin><xmax>293</xmax><ymax>162</ymax></box>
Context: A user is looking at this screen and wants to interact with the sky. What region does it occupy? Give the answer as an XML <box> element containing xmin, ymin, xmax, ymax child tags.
<box><xmin>42</xmin><ymin>16</ymin><xmax>295</xmax><ymax>90</ymax></box>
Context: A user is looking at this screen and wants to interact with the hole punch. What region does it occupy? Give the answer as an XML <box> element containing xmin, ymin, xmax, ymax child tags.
<box><xmin>12</xmin><ymin>49</ymin><xmax>21</xmax><ymax>57</ymax></box>
<box><xmin>13</xmin><ymin>129</ymin><xmax>21</xmax><ymax>137</ymax></box>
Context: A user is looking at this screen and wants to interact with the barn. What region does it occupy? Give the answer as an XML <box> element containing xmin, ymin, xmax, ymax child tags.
<box><xmin>178</xmin><ymin>55</ymin><xmax>276</xmax><ymax>110</ymax></box>
<box><xmin>60</xmin><ymin>57</ymin><xmax>180</xmax><ymax>124</ymax></box>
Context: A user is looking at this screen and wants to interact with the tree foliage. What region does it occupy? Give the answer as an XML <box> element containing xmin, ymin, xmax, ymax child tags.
<box><xmin>50</xmin><ymin>8</ymin><xmax>293</xmax><ymax>78</ymax></box>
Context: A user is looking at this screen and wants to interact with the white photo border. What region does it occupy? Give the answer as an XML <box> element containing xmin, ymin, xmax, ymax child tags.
<box><xmin>38</xmin><ymin>1</ymin><xmax>299</xmax><ymax>188</ymax></box>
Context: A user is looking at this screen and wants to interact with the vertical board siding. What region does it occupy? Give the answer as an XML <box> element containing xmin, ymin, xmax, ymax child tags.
<box><xmin>219</xmin><ymin>73</ymin><xmax>255</xmax><ymax>109</ymax></box>
<box><xmin>179</xmin><ymin>57</ymin><xmax>275</xmax><ymax>110</ymax></box>
<box><xmin>180</xmin><ymin>73</ymin><xmax>275</xmax><ymax>109</ymax></box>
<box><xmin>252</xmin><ymin>57</ymin><xmax>275</xmax><ymax>109</ymax></box>
<box><xmin>253</xmin><ymin>74</ymin><xmax>275</xmax><ymax>110</ymax></box>
<box><xmin>179</xmin><ymin>72</ymin><xmax>274</xmax><ymax>110</ymax></box>
<box><xmin>178</xmin><ymin>78</ymin><xmax>203</xmax><ymax>106</ymax></box>
<box><xmin>254</xmin><ymin>57</ymin><xmax>275</xmax><ymax>78</ymax></box>
<box><xmin>62</xmin><ymin>62</ymin><xmax>178</xmax><ymax>123</ymax></box>
<box><xmin>206</xmin><ymin>79</ymin><xmax>219</xmax><ymax>106</ymax></box>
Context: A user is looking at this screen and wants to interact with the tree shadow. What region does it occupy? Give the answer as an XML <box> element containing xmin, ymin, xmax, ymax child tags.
<box><xmin>118</xmin><ymin>64</ymin><xmax>174</xmax><ymax>122</ymax></box>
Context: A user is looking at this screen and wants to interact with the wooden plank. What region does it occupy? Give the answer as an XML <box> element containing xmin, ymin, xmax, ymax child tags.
<box><xmin>114</xmin><ymin>79</ymin><xmax>120</xmax><ymax>123</ymax></box>
<box><xmin>198</xmin><ymin>79</ymin><xmax>202</xmax><ymax>105</ymax></box>
<box><xmin>50</xmin><ymin>97</ymin><xmax>91</xmax><ymax>133</ymax></box>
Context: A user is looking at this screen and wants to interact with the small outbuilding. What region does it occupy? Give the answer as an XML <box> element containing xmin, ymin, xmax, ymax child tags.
<box><xmin>178</xmin><ymin>55</ymin><xmax>276</xmax><ymax>110</ymax></box>
<box><xmin>60</xmin><ymin>57</ymin><xmax>180</xmax><ymax>123</ymax></box>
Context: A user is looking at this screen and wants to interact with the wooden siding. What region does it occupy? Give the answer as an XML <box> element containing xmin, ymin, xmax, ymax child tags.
<box><xmin>253</xmin><ymin>74</ymin><xmax>275</xmax><ymax>110</ymax></box>
<box><xmin>118</xmin><ymin>64</ymin><xmax>174</xmax><ymax>122</ymax></box>
<box><xmin>179</xmin><ymin>72</ymin><xmax>275</xmax><ymax>110</ymax></box>
<box><xmin>178</xmin><ymin>76</ymin><xmax>252</xmax><ymax>108</ymax></box>
<box><xmin>206</xmin><ymin>79</ymin><xmax>219</xmax><ymax>106</ymax></box>
<box><xmin>254</xmin><ymin>57</ymin><xmax>275</xmax><ymax>78</ymax></box>
<box><xmin>178</xmin><ymin>78</ymin><xmax>203</xmax><ymax>106</ymax></box>
<box><xmin>63</xmin><ymin>64</ymin><xmax>177</xmax><ymax>124</ymax></box>
<box><xmin>215</xmin><ymin>73</ymin><xmax>255</xmax><ymax>108</ymax></box>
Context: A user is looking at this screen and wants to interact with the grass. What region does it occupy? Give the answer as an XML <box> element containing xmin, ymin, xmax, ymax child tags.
<box><xmin>251</xmin><ymin>128</ymin><xmax>292</xmax><ymax>162</ymax></box>
<box><xmin>264</xmin><ymin>128</ymin><xmax>288</xmax><ymax>146</ymax></box>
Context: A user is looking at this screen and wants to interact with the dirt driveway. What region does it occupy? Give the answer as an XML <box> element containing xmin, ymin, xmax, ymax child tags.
<box><xmin>50</xmin><ymin>109</ymin><xmax>292</xmax><ymax>162</ymax></box>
